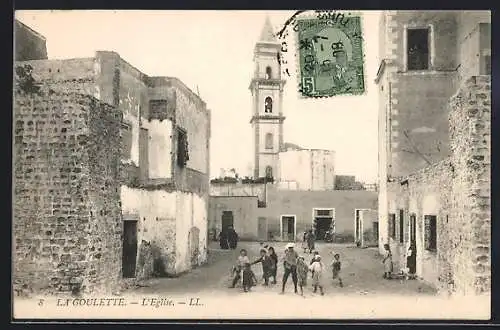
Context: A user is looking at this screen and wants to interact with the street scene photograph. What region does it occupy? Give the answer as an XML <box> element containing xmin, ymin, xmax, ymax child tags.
<box><xmin>12</xmin><ymin>10</ymin><xmax>491</xmax><ymax>320</ymax></box>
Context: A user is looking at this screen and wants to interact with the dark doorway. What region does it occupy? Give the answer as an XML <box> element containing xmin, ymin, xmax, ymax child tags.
<box><xmin>314</xmin><ymin>217</ymin><xmax>333</xmax><ymax>241</ymax></box>
<box><xmin>122</xmin><ymin>220</ymin><xmax>138</xmax><ymax>278</ymax></box>
<box><xmin>281</xmin><ymin>216</ymin><xmax>295</xmax><ymax>241</ymax></box>
<box><xmin>221</xmin><ymin>211</ymin><xmax>234</xmax><ymax>232</ymax></box>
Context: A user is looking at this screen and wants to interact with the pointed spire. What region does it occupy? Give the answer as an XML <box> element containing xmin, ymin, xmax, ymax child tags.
<box><xmin>259</xmin><ymin>15</ymin><xmax>278</xmax><ymax>43</ymax></box>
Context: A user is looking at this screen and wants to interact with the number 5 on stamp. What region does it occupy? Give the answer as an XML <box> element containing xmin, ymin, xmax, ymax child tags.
<box><xmin>302</xmin><ymin>77</ymin><xmax>316</xmax><ymax>95</ymax></box>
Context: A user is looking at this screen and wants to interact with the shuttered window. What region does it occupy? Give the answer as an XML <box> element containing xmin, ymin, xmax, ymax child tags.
<box><xmin>177</xmin><ymin>128</ymin><xmax>189</xmax><ymax>167</ymax></box>
<box><xmin>424</xmin><ymin>215</ymin><xmax>437</xmax><ymax>252</ymax></box>
<box><xmin>399</xmin><ymin>210</ymin><xmax>404</xmax><ymax>243</ymax></box>
<box><xmin>389</xmin><ymin>213</ymin><xmax>396</xmax><ymax>239</ymax></box>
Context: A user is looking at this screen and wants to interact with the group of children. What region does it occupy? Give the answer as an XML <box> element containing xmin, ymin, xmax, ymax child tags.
<box><xmin>297</xmin><ymin>250</ymin><xmax>343</xmax><ymax>296</ymax></box>
<box><xmin>229</xmin><ymin>246</ymin><xmax>279</xmax><ymax>292</ymax></box>
<box><xmin>229</xmin><ymin>243</ymin><xmax>344</xmax><ymax>295</ymax></box>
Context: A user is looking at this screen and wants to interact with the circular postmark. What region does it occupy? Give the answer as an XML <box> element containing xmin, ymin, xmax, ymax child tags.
<box><xmin>275</xmin><ymin>10</ymin><xmax>366</xmax><ymax>98</ymax></box>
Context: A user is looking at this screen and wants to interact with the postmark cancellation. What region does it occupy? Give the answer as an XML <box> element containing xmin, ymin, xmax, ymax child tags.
<box><xmin>295</xmin><ymin>14</ymin><xmax>365</xmax><ymax>98</ymax></box>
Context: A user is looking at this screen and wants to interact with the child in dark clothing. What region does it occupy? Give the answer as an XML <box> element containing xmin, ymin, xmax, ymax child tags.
<box><xmin>251</xmin><ymin>248</ymin><xmax>273</xmax><ymax>286</ymax></box>
<box><xmin>331</xmin><ymin>253</ymin><xmax>344</xmax><ymax>287</ymax></box>
<box><xmin>296</xmin><ymin>256</ymin><xmax>309</xmax><ymax>296</ymax></box>
<box><xmin>268</xmin><ymin>246</ymin><xmax>278</xmax><ymax>284</ymax></box>
<box><xmin>242</xmin><ymin>263</ymin><xmax>258</xmax><ymax>292</ymax></box>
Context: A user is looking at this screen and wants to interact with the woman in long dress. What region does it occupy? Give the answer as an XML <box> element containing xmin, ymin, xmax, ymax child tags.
<box><xmin>382</xmin><ymin>243</ymin><xmax>393</xmax><ymax>279</ymax></box>
<box><xmin>406</xmin><ymin>241</ymin><xmax>417</xmax><ymax>279</ymax></box>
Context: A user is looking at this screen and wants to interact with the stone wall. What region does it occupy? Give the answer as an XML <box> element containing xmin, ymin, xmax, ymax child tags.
<box><xmin>13</xmin><ymin>89</ymin><xmax>122</xmax><ymax>295</ymax></box>
<box><xmin>447</xmin><ymin>76</ymin><xmax>490</xmax><ymax>295</ymax></box>
<box><xmin>384</xmin><ymin>76</ymin><xmax>490</xmax><ymax>295</ymax></box>
<box><xmin>14</xmin><ymin>20</ymin><xmax>48</xmax><ymax>61</ymax></box>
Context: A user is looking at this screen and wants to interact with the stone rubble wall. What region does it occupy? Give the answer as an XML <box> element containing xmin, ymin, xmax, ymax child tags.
<box><xmin>13</xmin><ymin>87</ymin><xmax>123</xmax><ymax>296</ymax></box>
<box><xmin>387</xmin><ymin>76</ymin><xmax>490</xmax><ymax>295</ymax></box>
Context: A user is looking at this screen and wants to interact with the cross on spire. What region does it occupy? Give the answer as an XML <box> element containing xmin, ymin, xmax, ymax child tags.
<box><xmin>259</xmin><ymin>15</ymin><xmax>278</xmax><ymax>43</ymax></box>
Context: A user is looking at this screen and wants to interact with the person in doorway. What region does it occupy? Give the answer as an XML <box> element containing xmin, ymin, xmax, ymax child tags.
<box><xmin>406</xmin><ymin>241</ymin><xmax>417</xmax><ymax>279</ymax></box>
<box><xmin>267</xmin><ymin>246</ymin><xmax>278</xmax><ymax>284</ymax></box>
<box><xmin>382</xmin><ymin>244</ymin><xmax>393</xmax><ymax>279</ymax></box>
<box><xmin>307</xmin><ymin>229</ymin><xmax>316</xmax><ymax>253</ymax></box>
<box><xmin>302</xmin><ymin>231</ymin><xmax>309</xmax><ymax>253</ymax></box>
<box><xmin>331</xmin><ymin>253</ymin><xmax>344</xmax><ymax>287</ymax></box>
<box><xmin>229</xmin><ymin>249</ymin><xmax>250</xmax><ymax>288</ymax></box>
<box><xmin>227</xmin><ymin>226</ymin><xmax>239</xmax><ymax>250</ymax></box>
<box><xmin>251</xmin><ymin>248</ymin><xmax>273</xmax><ymax>286</ymax></box>
<box><xmin>296</xmin><ymin>256</ymin><xmax>309</xmax><ymax>296</ymax></box>
<box><xmin>280</xmin><ymin>243</ymin><xmax>299</xmax><ymax>294</ymax></box>
<box><xmin>242</xmin><ymin>263</ymin><xmax>258</xmax><ymax>292</ymax></box>
<box><xmin>309</xmin><ymin>254</ymin><xmax>325</xmax><ymax>295</ymax></box>
<box><xmin>219</xmin><ymin>229</ymin><xmax>229</xmax><ymax>249</ymax></box>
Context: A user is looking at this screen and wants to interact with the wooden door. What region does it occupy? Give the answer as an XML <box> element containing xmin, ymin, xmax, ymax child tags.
<box><xmin>122</xmin><ymin>220</ymin><xmax>138</xmax><ymax>278</ymax></box>
<box><xmin>221</xmin><ymin>211</ymin><xmax>234</xmax><ymax>231</ymax></box>
<box><xmin>281</xmin><ymin>216</ymin><xmax>295</xmax><ymax>241</ymax></box>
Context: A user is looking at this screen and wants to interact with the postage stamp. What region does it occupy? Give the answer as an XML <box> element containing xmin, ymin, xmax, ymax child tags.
<box><xmin>296</xmin><ymin>15</ymin><xmax>365</xmax><ymax>98</ymax></box>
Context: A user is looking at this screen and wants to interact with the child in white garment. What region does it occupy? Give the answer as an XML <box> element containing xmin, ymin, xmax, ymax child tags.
<box><xmin>309</xmin><ymin>254</ymin><xmax>325</xmax><ymax>295</ymax></box>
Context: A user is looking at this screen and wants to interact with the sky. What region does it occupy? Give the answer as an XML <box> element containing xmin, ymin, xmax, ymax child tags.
<box><xmin>15</xmin><ymin>10</ymin><xmax>381</xmax><ymax>183</ymax></box>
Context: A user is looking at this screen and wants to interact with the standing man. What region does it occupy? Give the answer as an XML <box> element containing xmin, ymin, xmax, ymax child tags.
<box><xmin>280</xmin><ymin>243</ymin><xmax>299</xmax><ymax>294</ymax></box>
<box><xmin>307</xmin><ymin>229</ymin><xmax>316</xmax><ymax>253</ymax></box>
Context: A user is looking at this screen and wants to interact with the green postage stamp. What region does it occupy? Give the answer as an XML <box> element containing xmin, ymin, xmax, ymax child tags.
<box><xmin>296</xmin><ymin>15</ymin><xmax>365</xmax><ymax>98</ymax></box>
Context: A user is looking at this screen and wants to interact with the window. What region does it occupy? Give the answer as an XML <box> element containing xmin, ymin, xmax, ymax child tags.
<box><xmin>399</xmin><ymin>209</ymin><xmax>404</xmax><ymax>243</ymax></box>
<box><xmin>177</xmin><ymin>128</ymin><xmax>189</xmax><ymax>167</ymax></box>
<box><xmin>265</xmin><ymin>66</ymin><xmax>272</xmax><ymax>79</ymax></box>
<box><xmin>265</xmin><ymin>133</ymin><xmax>273</xmax><ymax>150</ymax></box>
<box><xmin>389</xmin><ymin>213</ymin><xmax>396</xmax><ymax>239</ymax></box>
<box><xmin>424</xmin><ymin>215</ymin><xmax>437</xmax><ymax>252</ymax></box>
<box><xmin>149</xmin><ymin>99</ymin><xmax>168</xmax><ymax>121</ymax></box>
<box><xmin>407</xmin><ymin>28</ymin><xmax>430</xmax><ymax>71</ymax></box>
<box><xmin>479</xmin><ymin>23</ymin><xmax>491</xmax><ymax>75</ymax></box>
<box><xmin>265</xmin><ymin>166</ymin><xmax>273</xmax><ymax>179</ymax></box>
<box><xmin>315</xmin><ymin>209</ymin><xmax>333</xmax><ymax>217</ymax></box>
<box><xmin>264</xmin><ymin>97</ymin><xmax>273</xmax><ymax>113</ymax></box>
<box><xmin>410</xmin><ymin>214</ymin><xmax>416</xmax><ymax>242</ymax></box>
<box><xmin>121</xmin><ymin>122</ymin><xmax>133</xmax><ymax>160</ymax></box>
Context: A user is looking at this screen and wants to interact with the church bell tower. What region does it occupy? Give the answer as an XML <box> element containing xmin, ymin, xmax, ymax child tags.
<box><xmin>249</xmin><ymin>16</ymin><xmax>286</xmax><ymax>180</ymax></box>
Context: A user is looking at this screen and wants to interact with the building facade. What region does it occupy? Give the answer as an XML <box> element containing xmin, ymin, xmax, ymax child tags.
<box><xmin>279</xmin><ymin>149</ymin><xmax>335</xmax><ymax>191</ymax></box>
<box><xmin>13</xmin><ymin>28</ymin><xmax>211</xmax><ymax>294</ymax></box>
<box><xmin>209</xmin><ymin>183</ymin><xmax>377</xmax><ymax>242</ymax></box>
<box><xmin>376</xmin><ymin>11</ymin><xmax>491</xmax><ymax>295</ymax></box>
